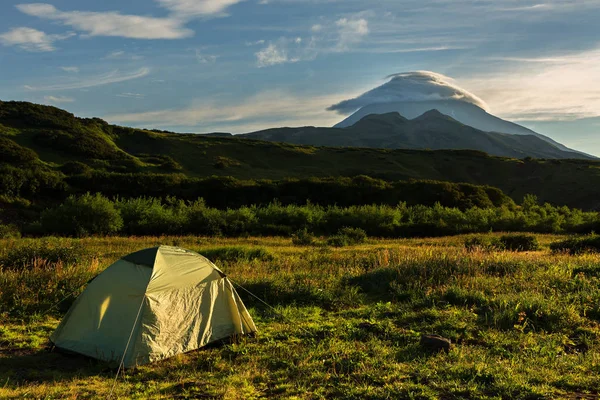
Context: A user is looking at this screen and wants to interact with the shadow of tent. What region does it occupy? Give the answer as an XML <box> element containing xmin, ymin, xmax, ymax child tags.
<box><xmin>394</xmin><ymin>343</ymin><xmax>451</xmax><ymax>363</ymax></box>
<box><xmin>236</xmin><ymin>281</ymin><xmax>332</xmax><ymax>311</ymax></box>
<box><xmin>160</xmin><ymin>379</ymin><xmax>226</xmax><ymax>399</ymax></box>
<box><xmin>344</xmin><ymin>267</ymin><xmax>401</xmax><ymax>301</ymax></box>
<box><xmin>0</xmin><ymin>336</ymin><xmax>245</xmax><ymax>388</ymax></box>
<box><xmin>0</xmin><ymin>347</ymin><xmax>112</xmax><ymax>385</ymax></box>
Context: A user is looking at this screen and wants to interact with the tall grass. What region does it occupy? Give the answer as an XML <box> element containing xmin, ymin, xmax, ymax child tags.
<box><xmin>0</xmin><ymin>257</ymin><xmax>99</xmax><ymax>319</ymax></box>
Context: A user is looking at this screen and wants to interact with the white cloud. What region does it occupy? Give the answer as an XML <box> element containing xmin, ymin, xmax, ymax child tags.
<box><xmin>14</xmin><ymin>1</ymin><xmax>245</xmax><ymax>41</ymax></box>
<box><xmin>60</xmin><ymin>66</ymin><xmax>79</xmax><ymax>73</ymax></box>
<box><xmin>359</xmin><ymin>45</ymin><xmax>472</xmax><ymax>54</ymax></box>
<box><xmin>255</xmin><ymin>15</ymin><xmax>369</xmax><ymax>67</ymax></box>
<box><xmin>0</xmin><ymin>27</ymin><xmax>73</xmax><ymax>52</ymax></box>
<box><xmin>496</xmin><ymin>4</ymin><xmax>556</xmax><ymax>12</ymax></box>
<box><xmin>24</xmin><ymin>68</ymin><xmax>150</xmax><ymax>91</ymax></box>
<box><xmin>105</xmin><ymin>90</ymin><xmax>354</xmax><ymax>132</ymax></box>
<box><xmin>256</xmin><ymin>43</ymin><xmax>292</xmax><ymax>67</ymax></box>
<box><xmin>328</xmin><ymin>71</ymin><xmax>489</xmax><ymax>114</ymax></box>
<box><xmin>116</xmin><ymin>93</ymin><xmax>145</xmax><ymax>99</ymax></box>
<box><xmin>44</xmin><ymin>95</ymin><xmax>75</xmax><ymax>103</ymax></box>
<box><xmin>195</xmin><ymin>49</ymin><xmax>218</xmax><ymax>64</ymax></box>
<box><xmin>334</xmin><ymin>17</ymin><xmax>368</xmax><ymax>51</ymax></box>
<box><xmin>106</xmin><ymin>50</ymin><xmax>125</xmax><ymax>59</ymax></box>
<box><xmin>462</xmin><ymin>47</ymin><xmax>600</xmax><ymax>121</ymax></box>
<box><xmin>155</xmin><ymin>0</ymin><xmax>245</xmax><ymax>18</ymax></box>
<box><xmin>103</xmin><ymin>50</ymin><xmax>144</xmax><ymax>60</ymax></box>
<box><xmin>323</xmin><ymin>47</ymin><xmax>600</xmax><ymax>122</ymax></box>
<box><xmin>492</xmin><ymin>2</ymin><xmax>600</xmax><ymax>13</ymax></box>
<box><xmin>16</xmin><ymin>3</ymin><xmax>193</xmax><ymax>39</ymax></box>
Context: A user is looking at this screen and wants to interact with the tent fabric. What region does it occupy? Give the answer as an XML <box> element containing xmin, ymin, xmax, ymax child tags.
<box><xmin>50</xmin><ymin>246</ymin><xmax>257</xmax><ymax>367</ymax></box>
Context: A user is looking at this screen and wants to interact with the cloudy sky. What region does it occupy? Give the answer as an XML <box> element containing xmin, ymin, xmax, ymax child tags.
<box><xmin>1</xmin><ymin>0</ymin><xmax>600</xmax><ymax>154</ymax></box>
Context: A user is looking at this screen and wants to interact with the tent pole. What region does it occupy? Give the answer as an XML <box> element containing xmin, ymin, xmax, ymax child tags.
<box><xmin>108</xmin><ymin>294</ymin><xmax>146</xmax><ymax>399</ymax></box>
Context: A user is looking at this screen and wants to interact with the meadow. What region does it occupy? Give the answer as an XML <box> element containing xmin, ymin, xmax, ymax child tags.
<box><xmin>2</xmin><ymin>233</ymin><xmax>600</xmax><ymax>399</ymax></box>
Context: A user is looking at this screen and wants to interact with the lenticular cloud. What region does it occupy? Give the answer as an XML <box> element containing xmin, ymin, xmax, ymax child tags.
<box><xmin>327</xmin><ymin>71</ymin><xmax>489</xmax><ymax>114</ymax></box>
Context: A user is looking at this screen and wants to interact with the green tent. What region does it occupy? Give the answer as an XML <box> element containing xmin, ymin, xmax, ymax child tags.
<box><xmin>51</xmin><ymin>245</ymin><xmax>257</xmax><ymax>367</ymax></box>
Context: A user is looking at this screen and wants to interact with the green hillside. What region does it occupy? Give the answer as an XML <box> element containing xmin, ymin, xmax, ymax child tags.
<box><xmin>2</xmin><ymin>100</ymin><xmax>600</xmax><ymax>210</ymax></box>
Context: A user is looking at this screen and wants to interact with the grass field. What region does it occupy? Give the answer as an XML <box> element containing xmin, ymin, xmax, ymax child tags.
<box><xmin>1</xmin><ymin>234</ymin><xmax>600</xmax><ymax>399</ymax></box>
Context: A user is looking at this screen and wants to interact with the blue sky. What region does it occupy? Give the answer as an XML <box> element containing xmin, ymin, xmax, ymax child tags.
<box><xmin>1</xmin><ymin>0</ymin><xmax>600</xmax><ymax>154</ymax></box>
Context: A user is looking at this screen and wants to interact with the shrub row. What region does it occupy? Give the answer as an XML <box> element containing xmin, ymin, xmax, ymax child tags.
<box><xmin>0</xmin><ymin>166</ymin><xmax>515</xmax><ymax>213</ymax></box>
<box><xmin>327</xmin><ymin>227</ymin><xmax>368</xmax><ymax>247</ymax></box>
<box><xmin>550</xmin><ymin>235</ymin><xmax>600</xmax><ymax>255</ymax></box>
<box><xmin>65</xmin><ymin>174</ymin><xmax>512</xmax><ymax>210</ymax></box>
<box><xmin>465</xmin><ymin>234</ymin><xmax>540</xmax><ymax>252</ymax></box>
<box><xmin>197</xmin><ymin>246</ymin><xmax>274</xmax><ymax>263</ymax></box>
<box><xmin>18</xmin><ymin>193</ymin><xmax>600</xmax><ymax>238</ymax></box>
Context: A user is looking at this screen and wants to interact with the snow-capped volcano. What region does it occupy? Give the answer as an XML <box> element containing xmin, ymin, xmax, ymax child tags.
<box><xmin>329</xmin><ymin>71</ymin><xmax>589</xmax><ymax>157</ymax></box>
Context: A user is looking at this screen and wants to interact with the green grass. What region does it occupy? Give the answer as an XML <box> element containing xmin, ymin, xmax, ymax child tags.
<box><xmin>1</xmin><ymin>234</ymin><xmax>600</xmax><ymax>399</ymax></box>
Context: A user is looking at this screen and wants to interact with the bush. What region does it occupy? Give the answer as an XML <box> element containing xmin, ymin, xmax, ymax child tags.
<box><xmin>0</xmin><ymin>224</ymin><xmax>21</xmax><ymax>239</ymax></box>
<box><xmin>320</xmin><ymin>205</ymin><xmax>400</xmax><ymax>237</ymax></box>
<box><xmin>327</xmin><ymin>227</ymin><xmax>368</xmax><ymax>247</ymax></box>
<box><xmin>499</xmin><ymin>234</ymin><xmax>540</xmax><ymax>252</ymax></box>
<box><xmin>550</xmin><ymin>235</ymin><xmax>600</xmax><ymax>255</ymax></box>
<box><xmin>60</xmin><ymin>161</ymin><xmax>92</xmax><ymax>175</ymax></box>
<box><xmin>338</xmin><ymin>227</ymin><xmax>367</xmax><ymax>244</ymax></box>
<box><xmin>0</xmin><ymin>165</ymin><xmax>66</xmax><ymax>199</ymax></box>
<box><xmin>159</xmin><ymin>156</ymin><xmax>183</xmax><ymax>172</ymax></box>
<box><xmin>221</xmin><ymin>207</ymin><xmax>257</xmax><ymax>237</ymax></box>
<box><xmin>292</xmin><ymin>228</ymin><xmax>315</xmax><ymax>246</ymax></box>
<box><xmin>184</xmin><ymin>199</ymin><xmax>226</xmax><ymax>236</ymax></box>
<box><xmin>464</xmin><ymin>236</ymin><xmax>502</xmax><ymax>252</ymax></box>
<box><xmin>0</xmin><ymin>136</ymin><xmax>38</xmax><ymax>164</ymax></box>
<box><xmin>465</xmin><ymin>236</ymin><xmax>488</xmax><ymax>252</ymax></box>
<box><xmin>198</xmin><ymin>246</ymin><xmax>274</xmax><ymax>263</ymax></box>
<box><xmin>40</xmin><ymin>193</ymin><xmax>123</xmax><ymax>236</ymax></box>
<box><xmin>327</xmin><ymin>235</ymin><xmax>349</xmax><ymax>247</ymax></box>
<box><xmin>254</xmin><ymin>203</ymin><xmax>322</xmax><ymax>235</ymax></box>
<box><xmin>116</xmin><ymin>197</ymin><xmax>186</xmax><ymax>235</ymax></box>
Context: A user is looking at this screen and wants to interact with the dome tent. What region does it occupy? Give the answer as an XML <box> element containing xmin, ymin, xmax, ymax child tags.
<box><xmin>51</xmin><ymin>245</ymin><xmax>257</xmax><ymax>367</ymax></box>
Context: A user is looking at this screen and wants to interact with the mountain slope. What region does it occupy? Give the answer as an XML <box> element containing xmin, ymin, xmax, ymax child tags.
<box><xmin>2</xmin><ymin>100</ymin><xmax>600</xmax><ymax>210</ymax></box>
<box><xmin>333</xmin><ymin>100</ymin><xmax>589</xmax><ymax>157</ymax></box>
<box><xmin>244</xmin><ymin>110</ymin><xmax>592</xmax><ymax>160</ymax></box>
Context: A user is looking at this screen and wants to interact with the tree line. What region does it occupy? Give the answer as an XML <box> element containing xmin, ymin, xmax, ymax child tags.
<box><xmin>1</xmin><ymin>168</ymin><xmax>513</xmax><ymax>224</ymax></box>
<box><xmin>2</xmin><ymin>193</ymin><xmax>596</xmax><ymax>238</ymax></box>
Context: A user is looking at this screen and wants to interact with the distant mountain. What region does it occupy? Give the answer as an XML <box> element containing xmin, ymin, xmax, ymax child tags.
<box><xmin>334</xmin><ymin>100</ymin><xmax>589</xmax><ymax>158</ymax></box>
<box><xmin>243</xmin><ymin>110</ymin><xmax>593</xmax><ymax>160</ymax></box>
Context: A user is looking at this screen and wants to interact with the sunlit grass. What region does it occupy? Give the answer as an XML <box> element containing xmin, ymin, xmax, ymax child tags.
<box><xmin>1</xmin><ymin>234</ymin><xmax>599</xmax><ymax>399</ymax></box>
